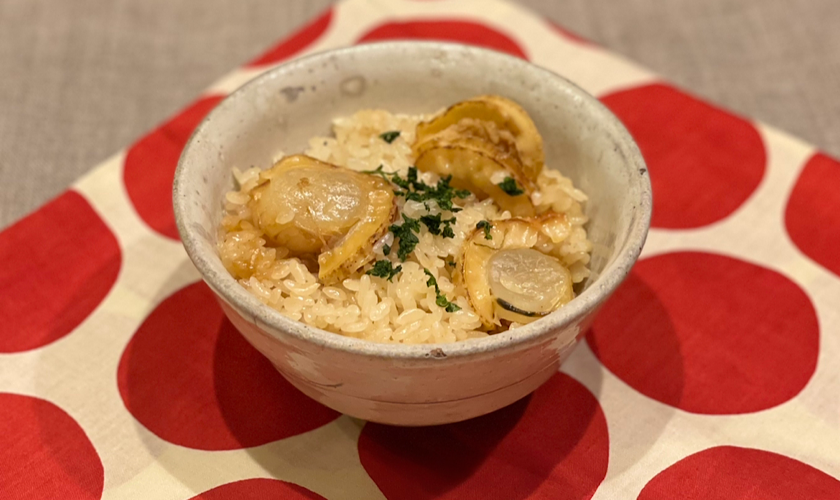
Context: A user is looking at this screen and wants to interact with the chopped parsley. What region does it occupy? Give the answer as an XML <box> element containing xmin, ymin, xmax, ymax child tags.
<box><xmin>389</xmin><ymin>214</ymin><xmax>421</xmax><ymax>261</ymax></box>
<box><xmin>391</xmin><ymin>171</ymin><xmax>411</xmax><ymax>191</ymax></box>
<box><xmin>424</xmin><ymin>269</ymin><xmax>437</xmax><ymax>288</ymax></box>
<box><xmin>379</xmin><ymin>130</ymin><xmax>401</xmax><ymax>143</ymax></box>
<box><xmin>415</xmin><ymin>174</ymin><xmax>471</xmax><ymax>212</ymax></box>
<box><xmin>407</xmin><ymin>165</ymin><xmax>419</xmax><ymax>184</ymax></box>
<box><xmin>476</xmin><ymin>220</ymin><xmax>493</xmax><ymax>240</ymax></box>
<box><xmin>423</xmin><ymin>269</ymin><xmax>462</xmax><ymax>312</ymax></box>
<box><xmin>362</xmin><ymin>166</ymin><xmax>471</xmax><ymax>261</ymax></box>
<box><xmin>361</xmin><ymin>164</ymin><xmax>391</xmax><ymax>180</ymax></box>
<box><xmin>420</xmin><ymin>213</ymin><xmax>457</xmax><ymax>238</ymax></box>
<box><xmin>363</xmin><ymin>165</ymin><xmax>470</xmax><ymax>212</ymax></box>
<box><xmin>366</xmin><ymin>259</ymin><xmax>402</xmax><ymax>281</ymax></box>
<box><xmin>447</xmin><ymin>260</ymin><xmax>457</xmax><ymax>267</ymax></box>
<box><xmin>498</xmin><ymin>176</ymin><xmax>524</xmax><ymax>196</ymax></box>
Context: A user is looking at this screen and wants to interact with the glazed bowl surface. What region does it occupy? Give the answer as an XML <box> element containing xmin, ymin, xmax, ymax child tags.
<box><xmin>174</xmin><ymin>41</ymin><xmax>651</xmax><ymax>425</ymax></box>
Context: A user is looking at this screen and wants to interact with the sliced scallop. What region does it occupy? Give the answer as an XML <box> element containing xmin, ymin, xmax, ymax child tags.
<box><xmin>413</xmin><ymin>119</ymin><xmax>537</xmax><ymax>217</ymax></box>
<box><xmin>459</xmin><ymin>214</ymin><xmax>574</xmax><ymax>329</ymax></box>
<box><xmin>415</xmin><ymin>95</ymin><xmax>544</xmax><ymax>182</ymax></box>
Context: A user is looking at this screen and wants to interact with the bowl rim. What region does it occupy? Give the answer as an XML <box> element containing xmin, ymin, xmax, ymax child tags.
<box><xmin>174</xmin><ymin>41</ymin><xmax>651</xmax><ymax>360</ymax></box>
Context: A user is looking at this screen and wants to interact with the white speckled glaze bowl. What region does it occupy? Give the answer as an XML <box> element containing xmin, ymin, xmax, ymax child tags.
<box><xmin>174</xmin><ymin>42</ymin><xmax>651</xmax><ymax>426</ymax></box>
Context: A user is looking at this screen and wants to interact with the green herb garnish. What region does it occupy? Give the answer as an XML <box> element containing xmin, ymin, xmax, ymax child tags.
<box><xmin>420</xmin><ymin>213</ymin><xmax>457</xmax><ymax>238</ymax></box>
<box><xmin>423</xmin><ymin>269</ymin><xmax>462</xmax><ymax>312</ymax></box>
<box><xmin>476</xmin><ymin>220</ymin><xmax>493</xmax><ymax>240</ymax></box>
<box><xmin>391</xmin><ymin>171</ymin><xmax>411</xmax><ymax>190</ymax></box>
<box><xmin>368</xmin><ymin>166</ymin><xmax>470</xmax><ymax>212</ymax></box>
<box><xmin>431</xmin><ymin>176</ymin><xmax>472</xmax><ymax>211</ymax></box>
<box><xmin>402</xmin><ymin>214</ymin><xmax>421</xmax><ymax>232</ymax></box>
<box><xmin>424</xmin><ymin>269</ymin><xmax>437</xmax><ymax>288</ymax></box>
<box><xmin>403</xmin><ymin>175</ymin><xmax>470</xmax><ymax>211</ymax></box>
<box><xmin>366</xmin><ymin>260</ymin><xmax>402</xmax><ymax>281</ymax></box>
<box><xmin>438</xmin><ymin>296</ymin><xmax>460</xmax><ymax>312</ymax></box>
<box><xmin>363</xmin><ymin>167</ymin><xmax>471</xmax><ymax>261</ymax></box>
<box><xmin>389</xmin><ymin>214</ymin><xmax>421</xmax><ymax>261</ymax></box>
<box><xmin>498</xmin><ymin>176</ymin><xmax>524</xmax><ymax>196</ymax></box>
<box><xmin>361</xmin><ymin>164</ymin><xmax>390</xmax><ymax>180</ymax></box>
<box><xmin>407</xmin><ymin>165</ymin><xmax>419</xmax><ymax>184</ymax></box>
<box><xmin>379</xmin><ymin>130</ymin><xmax>401</xmax><ymax>143</ymax></box>
<box><xmin>382</xmin><ymin>243</ymin><xmax>391</xmax><ymax>256</ymax></box>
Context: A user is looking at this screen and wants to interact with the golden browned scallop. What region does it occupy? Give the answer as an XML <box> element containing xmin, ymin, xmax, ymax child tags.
<box><xmin>459</xmin><ymin>214</ymin><xmax>575</xmax><ymax>329</ymax></box>
<box><xmin>248</xmin><ymin>154</ymin><xmax>396</xmax><ymax>281</ymax></box>
<box><xmin>415</xmin><ymin>95</ymin><xmax>544</xmax><ymax>182</ymax></box>
<box><xmin>413</xmin><ymin>119</ymin><xmax>537</xmax><ymax>217</ymax></box>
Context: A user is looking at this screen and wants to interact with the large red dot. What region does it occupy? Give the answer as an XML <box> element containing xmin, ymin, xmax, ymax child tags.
<box><xmin>358</xmin><ymin>373</ymin><xmax>609</xmax><ymax>500</ymax></box>
<box><xmin>123</xmin><ymin>96</ymin><xmax>224</xmax><ymax>240</ymax></box>
<box><xmin>588</xmin><ymin>252</ymin><xmax>819</xmax><ymax>414</ymax></box>
<box><xmin>785</xmin><ymin>152</ymin><xmax>840</xmax><ymax>278</ymax></box>
<box><xmin>117</xmin><ymin>281</ymin><xmax>339</xmax><ymax>450</ymax></box>
<box><xmin>247</xmin><ymin>9</ymin><xmax>333</xmax><ymax>67</ymax></box>
<box><xmin>600</xmin><ymin>84</ymin><xmax>766</xmax><ymax>228</ymax></box>
<box><xmin>190</xmin><ymin>479</ymin><xmax>327</xmax><ymax>499</ymax></box>
<box><xmin>0</xmin><ymin>191</ymin><xmax>121</xmax><ymax>353</ymax></box>
<box><xmin>638</xmin><ymin>446</ymin><xmax>840</xmax><ymax>499</ymax></box>
<box><xmin>358</xmin><ymin>20</ymin><xmax>528</xmax><ymax>60</ymax></box>
<box><xmin>0</xmin><ymin>393</ymin><xmax>104</xmax><ymax>499</ymax></box>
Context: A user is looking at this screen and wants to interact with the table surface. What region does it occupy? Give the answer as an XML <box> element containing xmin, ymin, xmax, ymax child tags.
<box><xmin>1</xmin><ymin>0</ymin><xmax>838</xmax><ymax>230</ymax></box>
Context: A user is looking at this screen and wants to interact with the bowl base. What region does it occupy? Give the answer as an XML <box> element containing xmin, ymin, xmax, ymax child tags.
<box><xmin>275</xmin><ymin>362</ymin><xmax>558</xmax><ymax>426</ymax></box>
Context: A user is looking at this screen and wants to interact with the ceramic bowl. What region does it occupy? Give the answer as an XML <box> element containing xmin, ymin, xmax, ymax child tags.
<box><xmin>174</xmin><ymin>42</ymin><xmax>651</xmax><ymax>426</ymax></box>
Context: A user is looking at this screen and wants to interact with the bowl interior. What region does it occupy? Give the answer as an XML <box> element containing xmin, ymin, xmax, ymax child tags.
<box><xmin>175</xmin><ymin>42</ymin><xmax>650</xmax><ymax>355</ymax></box>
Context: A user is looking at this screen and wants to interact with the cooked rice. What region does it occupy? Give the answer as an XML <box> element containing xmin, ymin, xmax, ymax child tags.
<box><xmin>218</xmin><ymin>110</ymin><xmax>592</xmax><ymax>344</ymax></box>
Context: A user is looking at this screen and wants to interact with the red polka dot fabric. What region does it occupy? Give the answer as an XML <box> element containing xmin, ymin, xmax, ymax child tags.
<box><xmin>1</xmin><ymin>0</ymin><xmax>838</xmax><ymax>497</ymax></box>
<box><xmin>0</xmin><ymin>191</ymin><xmax>120</xmax><ymax>353</ymax></box>
<box><xmin>0</xmin><ymin>393</ymin><xmax>104</xmax><ymax>499</ymax></box>
<box><xmin>588</xmin><ymin>251</ymin><xmax>818</xmax><ymax>414</ymax></box>
<box><xmin>785</xmin><ymin>153</ymin><xmax>840</xmax><ymax>277</ymax></box>
<box><xmin>638</xmin><ymin>446</ymin><xmax>840</xmax><ymax>500</ymax></box>
<box><xmin>247</xmin><ymin>10</ymin><xmax>334</xmax><ymax>67</ymax></box>
<box><xmin>124</xmin><ymin>95</ymin><xmax>224</xmax><ymax>240</ymax></box>
<box><xmin>117</xmin><ymin>282</ymin><xmax>339</xmax><ymax>450</ymax></box>
<box><xmin>190</xmin><ymin>478</ymin><xmax>328</xmax><ymax>499</ymax></box>
<box><xmin>359</xmin><ymin>373</ymin><xmax>608</xmax><ymax>500</ymax></box>
<box><xmin>358</xmin><ymin>20</ymin><xmax>528</xmax><ymax>59</ymax></box>
<box><xmin>600</xmin><ymin>84</ymin><xmax>766</xmax><ymax>229</ymax></box>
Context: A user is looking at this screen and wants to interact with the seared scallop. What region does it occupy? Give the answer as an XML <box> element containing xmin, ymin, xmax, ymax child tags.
<box><xmin>415</xmin><ymin>95</ymin><xmax>544</xmax><ymax>182</ymax></box>
<box><xmin>248</xmin><ymin>154</ymin><xmax>396</xmax><ymax>281</ymax></box>
<box><xmin>459</xmin><ymin>214</ymin><xmax>575</xmax><ymax>329</ymax></box>
<box><xmin>413</xmin><ymin>119</ymin><xmax>537</xmax><ymax>217</ymax></box>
